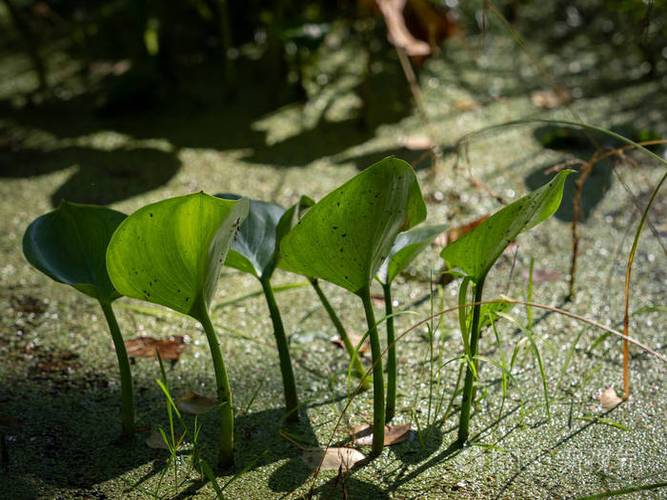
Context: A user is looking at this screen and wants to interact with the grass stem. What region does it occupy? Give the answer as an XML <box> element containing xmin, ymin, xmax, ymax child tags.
<box><xmin>383</xmin><ymin>283</ymin><xmax>397</xmax><ymax>422</ymax></box>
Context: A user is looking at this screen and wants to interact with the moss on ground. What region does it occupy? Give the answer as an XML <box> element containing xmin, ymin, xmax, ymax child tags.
<box><xmin>0</xmin><ymin>27</ymin><xmax>666</xmax><ymax>499</ymax></box>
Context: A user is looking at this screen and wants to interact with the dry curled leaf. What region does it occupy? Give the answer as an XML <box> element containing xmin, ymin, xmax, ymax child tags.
<box><xmin>377</xmin><ymin>0</ymin><xmax>431</xmax><ymax>56</ymax></box>
<box><xmin>350</xmin><ymin>423</ymin><xmax>412</xmax><ymax>446</ymax></box>
<box><xmin>597</xmin><ymin>387</ymin><xmax>623</xmax><ymax>411</ymax></box>
<box><xmin>124</xmin><ymin>335</ymin><xmax>186</xmax><ymax>361</ymax></box>
<box><xmin>176</xmin><ymin>392</ymin><xmax>217</xmax><ymax>415</ymax></box>
<box><xmin>330</xmin><ymin>335</ymin><xmax>370</xmax><ymax>356</ymax></box>
<box><xmin>302</xmin><ymin>447</ymin><xmax>366</xmax><ymax>471</ymax></box>
<box><xmin>399</xmin><ymin>134</ymin><xmax>433</xmax><ymax>151</ymax></box>
<box><xmin>453</xmin><ymin>98</ymin><xmax>480</xmax><ymax>111</ymax></box>
<box><xmin>435</xmin><ymin>214</ymin><xmax>490</xmax><ymax>248</ymax></box>
<box><xmin>530</xmin><ymin>86</ymin><xmax>572</xmax><ymax>109</ymax></box>
<box><xmin>145</xmin><ymin>430</ymin><xmax>169</xmax><ymax>449</ymax></box>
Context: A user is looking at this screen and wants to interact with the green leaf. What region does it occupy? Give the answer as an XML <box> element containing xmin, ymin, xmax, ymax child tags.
<box><xmin>441</xmin><ymin>170</ymin><xmax>573</xmax><ymax>283</ymax></box>
<box><xmin>217</xmin><ymin>195</ymin><xmax>286</xmax><ymax>279</ymax></box>
<box><xmin>279</xmin><ymin>158</ymin><xmax>426</xmax><ymax>295</ymax></box>
<box><xmin>106</xmin><ymin>193</ymin><xmax>249</xmax><ymax>320</ymax></box>
<box><xmin>23</xmin><ymin>201</ymin><xmax>126</xmax><ymax>302</ymax></box>
<box><xmin>376</xmin><ymin>223</ymin><xmax>447</xmax><ymax>284</ymax></box>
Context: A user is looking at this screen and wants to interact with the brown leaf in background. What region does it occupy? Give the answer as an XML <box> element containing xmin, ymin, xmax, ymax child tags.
<box><xmin>526</xmin><ymin>268</ymin><xmax>561</xmax><ymax>284</ymax></box>
<box><xmin>330</xmin><ymin>332</ymin><xmax>370</xmax><ymax>356</ymax></box>
<box><xmin>125</xmin><ymin>336</ymin><xmax>186</xmax><ymax>361</ymax></box>
<box><xmin>350</xmin><ymin>423</ymin><xmax>412</xmax><ymax>446</ymax></box>
<box><xmin>597</xmin><ymin>387</ymin><xmax>622</xmax><ymax>411</ymax></box>
<box><xmin>176</xmin><ymin>392</ymin><xmax>217</xmax><ymax>415</ymax></box>
<box><xmin>453</xmin><ymin>98</ymin><xmax>480</xmax><ymax>111</ymax></box>
<box><xmin>377</xmin><ymin>0</ymin><xmax>431</xmax><ymax>56</ymax></box>
<box><xmin>302</xmin><ymin>447</ymin><xmax>366</xmax><ymax>470</ymax></box>
<box><xmin>531</xmin><ymin>86</ymin><xmax>572</xmax><ymax>109</ymax></box>
<box><xmin>435</xmin><ymin>214</ymin><xmax>490</xmax><ymax>248</ymax></box>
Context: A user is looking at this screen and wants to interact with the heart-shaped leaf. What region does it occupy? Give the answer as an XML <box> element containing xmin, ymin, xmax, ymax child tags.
<box><xmin>441</xmin><ymin>170</ymin><xmax>573</xmax><ymax>283</ymax></box>
<box><xmin>106</xmin><ymin>192</ymin><xmax>249</xmax><ymax>321</ymax></box>
<box><xmin>279</xmin><ymin>158</ymin><xmax>426</xmax><ymax>295</ymax></box>
<box><xmin>217</xmin><ymin>195</ymin><xmax>286</xmax><ymax>279</ymax></box>
<box><xmin>23</xmin><ymin>202</ymin><xmax>127</xmax><ymax>302</ymax></box>
<box><xmin>377</xmin><ymin>223</ymin><xmax>448</xmax><ymax>285</ymax></box>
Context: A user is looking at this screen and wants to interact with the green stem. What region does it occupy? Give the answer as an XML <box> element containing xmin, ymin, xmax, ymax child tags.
<box><xmin>383</xmin><ymin>283</ymin><xmax>397</xmax><ymax>422</ymax></box>
<box><xmin>359</xmin><ymin>286</ymin><xmax>385</xmax><ymax>457</ymax></box>
<box><xmin>261</xmin><ymin>278</ymin><xmax>299</xmax><ymax>422</ymax></box>
<box><xmin>99</xmin><ymin>300</ymin><xmax>135</xmax><ymax>437</ymax></box>
<box><xmin>197</xmin><ymin>303</ymin><xmax>234</xmax><ymax>469</ymax></box>
<box><xmin>310</xmin><ymin>278</ymin><xmax>369</xmax><ymax>388</ymax></box>
<box><xmin>457</xmin><ymin>275</ymin><xmax>485</xmax><ymax>447</ymax></box>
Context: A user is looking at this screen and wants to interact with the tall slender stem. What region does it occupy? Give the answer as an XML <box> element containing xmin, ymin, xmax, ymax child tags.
<box><xmin>457</xmin><ymin>276</ymin><xmax>485</xmax><ymax>447</ymax></box>
<box><xmin>99</xmin><ymin>300</ymin><xmax>135</xmax><ymax>437</ymax></box>
<box><xmin>261</xmin><ymin>277</ymin><xmax>299</xmax><ymax>422</ymax></box>
<box><xmin>197</xmin><ymin>303</ymin><xmax>234</xmax><ymax>469</ymax></box>
<box><xmin>383</xmin><ymin>283</ymin><xmax>397</xmax><ymax>422</ymax></box>
<box><xmin>310</xmin><ymin>278</ymin><xmax>369</xmax><ymax>388</ymax></box>
<box><xmin>359</xmin><ymin>286</ymin><xmax>385</xmax><ymax>457</ymax></box>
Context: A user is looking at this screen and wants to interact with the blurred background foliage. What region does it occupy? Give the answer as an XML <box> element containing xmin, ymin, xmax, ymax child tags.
<box><xmin>1</xmin><ymin>0</ymin><xmax>665</xmax><ymax>116</ymax></box>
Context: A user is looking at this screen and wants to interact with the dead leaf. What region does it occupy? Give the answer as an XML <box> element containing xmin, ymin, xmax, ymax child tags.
<box><xmin>399</xmin><ymin>134</ymin><xmax>433</xmax><ymax>151</ymax></box>
<box><xmin>370</xmin><ymin>293</ymin><xmax>385</xmax><ymax>307</ymax></box>
<box><xmin>435</xmin><ymin>214</ymin><xmax>490</xmax><ymax>248</ymax></box>
<box><xmin>145</xmin><ymin>430</ymin><xmax>169</xmax><ymax>449</ymax></box>
<box><xmin>125</xmin><ymin>336</ymin><xmax>186</xmax><ymax>361</ymax></box>
<box><xmin>176</xmin><ymin>392</ymin><xmax>218</xmax><ymax>415</ymax></box>
<box><xmin>453</xmin><ymin>98</ymin><xmax>480</xmax><ymax>111</ymax></box>
<box><xmin>530</xmin><ymin>86</ymin><xmax>572</xmax><ymax>109</ymax></box>
<box><xmin>377</xmin><ymin>0</ymin><xmax>431</xmax><ymax>56</ymax></box>
<box><xmin>350</xmin><ymin>423</ymin><xmax>412</xmax><ymax>446</ymax></box>
<box><xmin>330</xmin><ymin>332</ymin><xmax>370</xmax><ymax>356</ymax></box>
<box><xmin>597</xmin><ymin>387</ymin><xmax>623</xmax><ymax>411</ymax></box>
<box><xmin>302</xmin><ymin>447</ymin><xmax>366</xmax><ymax>470</ymax></box>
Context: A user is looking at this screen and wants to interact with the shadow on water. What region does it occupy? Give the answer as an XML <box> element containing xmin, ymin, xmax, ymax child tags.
<box><xmin>0</xmin><ymin>145</ymin><xmax>181</xmax><ymax>206</ymax></box>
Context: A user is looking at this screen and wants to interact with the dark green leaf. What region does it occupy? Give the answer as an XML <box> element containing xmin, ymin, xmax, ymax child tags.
<box><xmin>441</xmin><ymin>170</ymin><xmax>573</xmax><ymax>282</ymax></box>
<box><xmin>23</xmin><ymin>201</ymin><xmax>126</xmax><ymax>302</ymax></box>
<box><xmin>106</xmin><ymin>193</ymin><xmax>248</xmax><ymax>321</ymax></box>
<box><xmin>217</xmin><ymin>195</ymin><xmax>286</xmax><ymax>279</ymax></box>
<box><xmin>377</xmin><ymin>223</ymin><xmax>447</xmax><ymax>284</ymax></box>
<box><xmin>279</xmin><ymin>158</ymin><xmax>426</xmax><ymax>294</ymax></box>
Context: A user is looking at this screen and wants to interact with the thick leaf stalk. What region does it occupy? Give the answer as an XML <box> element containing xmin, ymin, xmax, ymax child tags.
<box><xmin>261</xmin><ymin>278</ymin><xmax>299</xmax><ymax>422</ymax></box>
<box><xmin>99</xmin><ymin>300</ymin><xmax>135</xmax><ymax>437</ymax></box>
<box><xmin>457</xmin><ymin>276</ymin><xmax>485</xmax><ymax>446</ymax></box>
<box><xmin>360</xmin><ymin>287</ymin><xmax>385</xmax><ymax>456</ymax></box>
<box><xmin>310</xmin><ymin>278</ymin><xmax>369</xmax><ymax>389</ymax></box>
<box><xmin>197</xmin><ymin>305</ymin><xmax>235</xmax><ymax>469</ymax></box>
<box><xmin>383</xmin><ymin>283</ymin><xmax>397</xmax><ymax>422</ymax></box>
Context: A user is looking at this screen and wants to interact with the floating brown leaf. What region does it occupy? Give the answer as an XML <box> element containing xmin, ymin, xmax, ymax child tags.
<box><xmin>124</xmin><ymin>335</ymin><xmax>186</xmax><ymax>361</ymax></box>
<box><xmin>399</xmin><ymin>134</ymin><xmax>433</xmax><ymax>151</ymax></box>
<box><xmin>453</xmin><ymin>98</ymin><xmax>480</xmax><ymax>111</ymax></box>
<box><xmin>330</xmin><ymin>332</ymin><xmax>370</xmax><ymax>356</ymax></box>
<box><xmin>377</xmin><ymin>0</ymin><xmax>431</xmax><ymax>56</ymax></box>
<box><xmin>530</xmin><ymin>86</ymin><xmax>572</xmax><ymax>109</ymax></box>
<box><xmin>435</xmin><ymin>214</ymin><xmax>490</xmax><ymax>248</ymax></box>
<box><xmin>301</xmin><ymin>447</ymin><xmax>366</xmax><ymax>471</ymax></box>
<box><xmin>350</xmin><ymin>423</ymin><xmax>412</xmax><ymax>446</ymax></box>
<box><xmin>145</xmin><ymin>430</ymin><xmax>169</xmax><ymax>449</ymax></box>
<box><xmin>370</xmin><ymin>293</ymin><xmax>385</xmax><ymax>307</ymax></box>
<box><xmin>176</xmin><ymin>392</ymin><xmax>217</xmax><ymax>415</ymax></box>
<box><xmin>597</xmin><ymin>386</ymin><xmax>623</xmax><ymax>411</ymax></box>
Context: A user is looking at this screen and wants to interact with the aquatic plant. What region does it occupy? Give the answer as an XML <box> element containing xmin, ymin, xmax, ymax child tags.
<box><xmin>23</xmin><ymin>202</ymin><xmax>135</xmax><ymax>436</ymax></box>
<box><xmin>280</xmin><ymin>158</ymin><xmax>426</xmax><ymax>456</ymax></box>
<box><xmin>107</xmin><ymin>192</ymin><xmax>248</xmax><ymax>468</ymax></box>
<box><xmin>441</xmin><ymin>170</ymin><xmax>573</xmax><ymax>446</ymax></box>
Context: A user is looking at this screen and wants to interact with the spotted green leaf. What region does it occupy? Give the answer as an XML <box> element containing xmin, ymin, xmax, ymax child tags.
<box><xmin>106</xmin><ymin>193</ymin><xmax>249</xmax><ymax>320</ymax></box>
<box><xmin>279</xmin><ymin>158</ymin><xmax>426</xmax><ymax>295</ymax></box>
